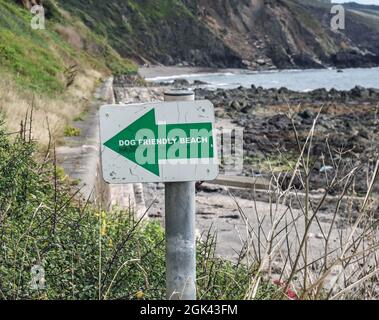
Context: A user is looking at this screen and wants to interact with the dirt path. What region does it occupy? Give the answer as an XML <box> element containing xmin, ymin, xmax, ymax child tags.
<box><xmin>56</xmin><ymin>78</ymin><xmax>140</xmax><ymax>212</ymax></box>
<box><xmin>57</xmin><ymin>77</ymin><xmax>114</xmax><ymax>201</ymax></box>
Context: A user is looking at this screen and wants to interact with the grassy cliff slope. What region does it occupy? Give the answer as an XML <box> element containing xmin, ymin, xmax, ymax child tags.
<box><xmin>57</xmin><ymin>0</ymin><xmax>244</xmax><ymax>68</ymax></box>
<box><xmin>0</xmin><ymin>0</ymin><xmax>136</xmax><ymax>144</ymax></box>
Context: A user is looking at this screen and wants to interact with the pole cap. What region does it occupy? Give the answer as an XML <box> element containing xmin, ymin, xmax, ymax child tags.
<box><xmin>164</xmin><ymin>89</ymin><xmax>195</xmax><ymax>102</ymax></box>
<box><xmin>164</xmin><ymin>89</ymin><xmax>194</xmax><ymax>97</ymax></box>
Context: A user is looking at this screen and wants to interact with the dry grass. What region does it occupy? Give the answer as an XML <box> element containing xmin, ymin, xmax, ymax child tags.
<box><xmin>0</xmin><ymin>68</ymin><xmax>102</xmax><ymax>146</ymax></box>
<box><xmin>54</xmin><ymin>24</ymin><xmax>84</xmax><ymax>51</ymax></box>
<box><xmin>230</xmin><ymin>105</ymin><xmax>379</xmax><ymax>300</ymax></box>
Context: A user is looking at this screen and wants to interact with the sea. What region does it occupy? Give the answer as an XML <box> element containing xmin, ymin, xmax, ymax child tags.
<box><xmin>147</xmin><ymin>67</ymin><xmax>379</xmax><ymax>91</ymax></box>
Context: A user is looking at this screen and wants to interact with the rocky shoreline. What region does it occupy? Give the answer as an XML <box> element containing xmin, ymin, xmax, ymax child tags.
<box><xmin>196</xmin><ymin>85</ymin><xmax>379</xmax><ymax>107</ymax></box>
<box><xmin>194</xmin><ymin>85</ymin><xmax>379</xmax><ymax>198</ymax></box>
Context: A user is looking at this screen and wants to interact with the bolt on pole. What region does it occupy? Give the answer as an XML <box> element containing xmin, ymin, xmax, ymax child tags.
<box><xmin>164</xmin><ymin>90</ymin><xmax>196</xmax><ymax>300</ymax></box>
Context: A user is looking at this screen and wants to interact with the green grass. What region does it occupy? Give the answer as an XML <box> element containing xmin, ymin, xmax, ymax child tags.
<box><xmin>0</xmin><ymin>0</ymin><xmax>137</xmax><ymax>95</ymax></box>
<box><xmin>0</xmin><ymin>30</ymin><xmax>65</xmax><ymax>93</ymax></box>
<box><xmin>73</xmin><ymin>114</ymin><xmax>85</xmax><ymax>122</ymax></box>
<box><xmin>245</xmin><ymin>154</ymin><xmax>298</xmax><ymax>173</ymax></box>
<box><xmin>57</xmin><ymin>0</ymin><xmax>197</xmax><ymax>59</ymax></box>
<box><xmin>0</xmin><ymin>0</ymin><xmax>66</xmax><ymax>93</ymax></box>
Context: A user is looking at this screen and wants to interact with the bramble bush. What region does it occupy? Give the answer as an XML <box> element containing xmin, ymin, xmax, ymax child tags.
<box><xmin>0</xmin><ymin>122</ymin><xmax>278</xmax><ymax>300</ymax></box>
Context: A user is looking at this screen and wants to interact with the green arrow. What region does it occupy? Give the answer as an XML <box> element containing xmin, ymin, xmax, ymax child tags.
<box><xmin>103</xmin><ymin>108</ymin><xmax>214</xmax><ymax>177</ymax></box>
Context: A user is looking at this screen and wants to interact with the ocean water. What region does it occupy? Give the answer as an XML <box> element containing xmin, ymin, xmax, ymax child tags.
<box><xmin>147</xmin><ymin>67</ymin><xmax>379</xmax><ymax>91</ymax></box>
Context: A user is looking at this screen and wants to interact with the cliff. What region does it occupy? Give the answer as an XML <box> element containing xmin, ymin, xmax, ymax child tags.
<box><xmin>10</xmin><ymin>0</ymin><xmax>379</xmax><ymax>70</ymax></box>
<box><xmin>184</xmin><ymin>0</ymin><xmax>379</xmax><ymax>69</ymax></box>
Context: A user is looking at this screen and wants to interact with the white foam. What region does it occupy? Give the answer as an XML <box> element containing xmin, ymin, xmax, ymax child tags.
<box><xmin>147</xmin><ymin>72</ymin><xmax>235</xmax><ymax>82</ymax></box>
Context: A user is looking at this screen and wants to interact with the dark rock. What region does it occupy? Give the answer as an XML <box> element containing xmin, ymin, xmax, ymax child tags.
<box><xmin>298</xmin><ymin>109</ymin><xmax>315</xmax><ymax>120</ymax></box>
<box><xmin>229</xmin><ymin>100</ymin><xmax>240</xmax><ymax>110</ymax></box>
<box><xmin>193</xmin><ymin>80</ymin><xmax>208</xmax><ymax>85</ymax></box>
<box><xmin>331</xmin><ymin>50</ymin><xmax>379</xmax><ymax>69</ymax></box>
<box><xmin>358</xmin><ymin>128</ymin><xmax>370</xmax><ymax>140</ymax></box>
<box><xmin>173</xmin><ymin>78</ymin><xmax>190</xmax><ymax>87</ymax></box>
<box><xmin>292</xmin><ymin>54</ymin><xmax>324</xmax><ymax>69</ymax></box>
<box><xmin>278</xmin><ymin>87</ymin><xmax>289</xmax><ymax>94</ymax></box>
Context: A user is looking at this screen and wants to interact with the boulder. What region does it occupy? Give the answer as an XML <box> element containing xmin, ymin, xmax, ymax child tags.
<box><xmin>350</xmin><ymin>86</ymin><xmax>370</xmax><ymax>99</ymax></box>
<box><xmin>173</xmin><ymin>79</ymin><xmax>190</xmax><ymax>87</ymax></box>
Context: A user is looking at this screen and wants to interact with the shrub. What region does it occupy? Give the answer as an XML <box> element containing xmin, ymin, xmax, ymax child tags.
<box><xmin>63</xmin><ymin>125</ymin><xmax>81</xmax><ymax>137</ymax></box>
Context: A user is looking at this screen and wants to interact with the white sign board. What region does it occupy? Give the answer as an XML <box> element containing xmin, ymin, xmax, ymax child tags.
<box><xmin>99</xmin><ymin>100</ymin><xmax>219</xmax><ymax>183</ymax></box>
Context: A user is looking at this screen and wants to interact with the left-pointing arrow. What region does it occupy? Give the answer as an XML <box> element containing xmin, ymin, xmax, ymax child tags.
<box><xmin>103</xmin><ymin>108</ymin><xmax>160</xmax><ymax>176</ymax></box>
<box><xmin>103</xmin><ymin>108</ymin><xmax>214</xmax><ymax>177</ymax></box>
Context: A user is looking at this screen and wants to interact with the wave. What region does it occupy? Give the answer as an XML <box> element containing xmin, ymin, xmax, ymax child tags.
<box><xmin>147</xmin><ymin>67</ymin><xmax>379</xmax><ymax>90</ymax></box>
<box><xmin>147</xmin><ymin>72</ymin><xmax>235</xmax><ymax>82</ymax></box>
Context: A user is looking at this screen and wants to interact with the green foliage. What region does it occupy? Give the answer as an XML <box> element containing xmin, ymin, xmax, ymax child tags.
<box><xmin>55</xmin><ymin>165</ymin><xmax>68</xmax><ymax>181</ymax></box>
<box><xmin>245</xmin><ymin>154</ymin><xmax>298</xmax><ymax>173</ymax></box>
<box><xmin>63</xmin><ymin>125</ymin><xmax>81</xmax><ymax>137</ymax></box>
<box><xmin>0</xmin><ymin>0</ymin><xmax>137</xmax><ymax>95</ymax></box>
<box><xmin>0</xmin><ymin>123</ymin><xmax>279</xmax><ymax>300</ymax></box>
<box><xmin>103</xmin><ymin>47</ymin><xmax>138</xmax><ymax>75</ymax></box>
<box><xmin>0</xmin><ymin>124</ymin><xmax>163</xmax><ymax>299</ymax></box>
<box><xmin>57</xmin><ymin>0</ymin><xmax>195</xmax><ymax>58</ymax></box>
<box><xmin>0</xmin><ymin>0</ymin><xmax>65</xmax><ymax>93</ymax></box>
<box><xmin>196</xmin><ymin>233</ymin><xmax>280</xmax><ymax>300</ymax></box>
<box><xmin>73</xmin><ymin>114</ymin><xmax>85</xmax><ymax>122</ymax></box>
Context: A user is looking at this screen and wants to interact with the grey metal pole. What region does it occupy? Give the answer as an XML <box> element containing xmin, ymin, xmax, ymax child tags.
<box><xmin>164</xmin><ymin>90</ymin><xmax>196</xmax><ymax>300</ymax></box>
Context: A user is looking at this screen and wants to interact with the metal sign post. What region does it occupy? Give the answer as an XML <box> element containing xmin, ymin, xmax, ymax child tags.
<box><xmin>164</xmin><ymin>90</ymin><xmax>196</xmax><ymax>300</ymax></box>
<box><xmin>99</xmin><ymin>90</ymin><xmax>218</xmax><ymax>301</ymax></box>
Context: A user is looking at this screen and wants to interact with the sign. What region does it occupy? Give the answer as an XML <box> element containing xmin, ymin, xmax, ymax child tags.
<box><xmin>99</xmin><ymin>100</ymin><xmax>218</xmax><ymax>183</ymax></box>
